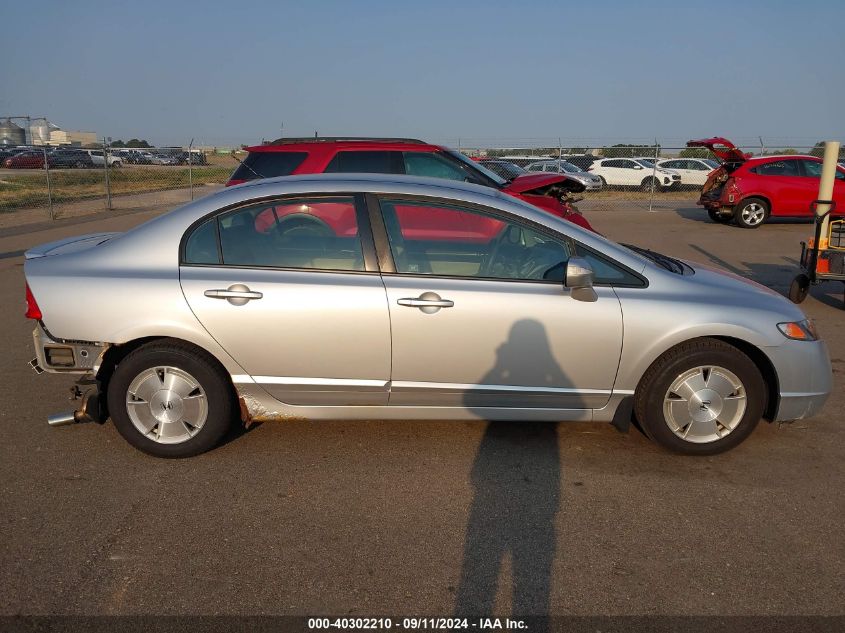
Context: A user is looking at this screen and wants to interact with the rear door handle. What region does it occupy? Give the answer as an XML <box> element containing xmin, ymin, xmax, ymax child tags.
<box><xmin>397</xmin><ymin>292</ymin><xmax>454</xmax><ymax>313</ymax></box>
<box><xmin>204</xmin><ymin>284</ymin><xmax>263</xmax><ymax>306</ymax></box>
<box><xmin>397</xmin><ymin>298</ymin><xmax>454</xmax><ymax>308</ymax></box>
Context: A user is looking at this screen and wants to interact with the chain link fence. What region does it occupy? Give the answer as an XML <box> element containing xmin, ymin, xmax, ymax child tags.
<box><xmin>1</xmin><ymin>136</ymin><xmax>841</xmax><ymax>226</ymax></box>
<box><xmin>0</xmin><ymin>142</ymin><xmax>242</xmax><ymax>224</ymax></box>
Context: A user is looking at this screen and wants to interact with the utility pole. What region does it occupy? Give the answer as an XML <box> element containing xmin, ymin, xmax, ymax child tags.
<box><xmin>188</xmin><ymin>138</ymin><xmax>194</xmax><ymax>201</ymax></box>
<box><xmin>103</xmin><ymin>136</ymin><xmax>112</xmax><ymax>210</ymax></box>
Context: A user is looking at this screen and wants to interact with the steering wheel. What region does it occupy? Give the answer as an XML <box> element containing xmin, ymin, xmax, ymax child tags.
<box><xmin>269</xmin><ymin>215</ymin><xmax>333</xmax><ymax>240</ymax></box>
<box><xmin>481</xmin><ymin>225</ymin><xmax>522</xmax><ymax>278</ymax></box>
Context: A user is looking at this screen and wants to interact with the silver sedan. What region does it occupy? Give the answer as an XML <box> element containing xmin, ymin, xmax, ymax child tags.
<box><xmin>24</xmin><ymin>174</ymin><xmax>831</xmax><ymax>457</ymax></box>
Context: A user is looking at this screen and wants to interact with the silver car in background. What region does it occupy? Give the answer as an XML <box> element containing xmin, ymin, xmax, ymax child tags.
<box><xmin>525</xmin><ymin>159</ymin><xmax>603</xmax><ymax>190</ymax></box>
<box><xmin>24</xmin><ymin>174</ymin><xmax>831</xmax><ymax>457</ymax></box>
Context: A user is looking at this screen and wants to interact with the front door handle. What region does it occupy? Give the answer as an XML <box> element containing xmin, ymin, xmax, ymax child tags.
<box><xmin>204</xmin><ymin>284</ymin><xmax>263</xmax><ymax>306</ymax></box>
<box><xmin>397</xmin><ymin>292</ymin><xmax>454</xmax><ymax>313</ymax></box>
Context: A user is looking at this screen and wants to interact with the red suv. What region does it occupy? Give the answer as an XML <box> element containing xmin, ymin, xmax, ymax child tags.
<box><xmin>226</xmin><ymin>137</ymin><xmax>594</xmax><ymax>232</ymax></box>
<box><xmin>691</xmin><ymin>137</ymin><xmax>845</xmax><ymax>228</ymax></box>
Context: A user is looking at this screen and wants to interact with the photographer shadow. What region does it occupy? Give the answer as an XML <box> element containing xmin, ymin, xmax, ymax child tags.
<box><xmin>455</xmin><ymin>320</ymin><xmax>579</xmax><ymax>617</ymax></box>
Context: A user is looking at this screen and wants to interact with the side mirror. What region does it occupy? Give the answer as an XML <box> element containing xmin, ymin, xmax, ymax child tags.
<box><xmin>564</xmin><ymin>257</ymin><xmax>597</xmax><ymax>302</ymax></box>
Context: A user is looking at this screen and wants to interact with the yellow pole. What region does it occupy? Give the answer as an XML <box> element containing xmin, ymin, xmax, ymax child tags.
<box><xmin>817</xmin><ymin>141</ymin><xmax>840</xmax><ymax>249</ymax></box>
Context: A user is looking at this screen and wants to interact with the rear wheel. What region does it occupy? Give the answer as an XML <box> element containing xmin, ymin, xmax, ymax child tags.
<box><xmin>107</xmin><ymin>340</ymin><xmax>234</xmax><ymax>457</ymax></box>
<box><xmin>734</xmin><ymin>197</ymin><xmax>769</xmax><ymax>228</ymax></box>
<box><xmin>634</xmin><ymin>339</ymin><xmax>765</xmax><ymax>455</ymax></box>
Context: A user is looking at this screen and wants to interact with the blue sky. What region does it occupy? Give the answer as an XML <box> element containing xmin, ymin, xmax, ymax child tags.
<box><xmin>1</xmin><ymin>0</ymin><xmax>843</xmax><ymax>148</ymax></box>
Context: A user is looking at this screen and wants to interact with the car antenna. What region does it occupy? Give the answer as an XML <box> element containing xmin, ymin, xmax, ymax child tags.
<box><xmin>229</xmin><ymin>151</ymin><xmax>265</xmax><ymax>180</ymax></box>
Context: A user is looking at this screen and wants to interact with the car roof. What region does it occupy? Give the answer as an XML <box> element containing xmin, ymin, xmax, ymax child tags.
<box><xmin>229</xmin><ymin>172</ymin><xmax>499</xmax><ymax>198</ymax></box>
<box><xmin>746</xmin><ymin>154</ymin><xmax>817</xmax><ymax>162</ymax></box>
<box><xmin>244</xmin><ymin>138</ymin><xmax>442</xmax><ymax>153</ymax></box>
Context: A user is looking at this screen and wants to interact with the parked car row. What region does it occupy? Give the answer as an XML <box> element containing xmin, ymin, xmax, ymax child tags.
<box><xmin>2</xmin><ymin>148</ymin><xmax>95</xmax><ymax>169</ymax></box>
<box><xmin>0</xmin><ymin>145</ymin><xmax>207</xmax><ymax>169</ymax></box>
<box><xmin>1</xmin><ymin>145</ymin><xmax>121</xmax><ymax>169</ymax></box>
<box><xmin>114</xmin><ymin>149</ymin><xmax>208</xmax><ymax>166</ymax></box>
<box><xmin>482</xmin><ymin>153</ymin><xmax>710</xmax><ymax>191</ymax></box>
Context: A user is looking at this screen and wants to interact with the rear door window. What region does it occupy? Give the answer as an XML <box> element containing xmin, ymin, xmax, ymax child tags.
<box><xmin>184</xmin><ymin>196</ymin><xmax>365</xmax><ymax>271</ymax></box>
<box><xmin>751</xmin><ymin>160</ymin><xmax>800</xmax><ymax>177</ymax></box>
<box><xmin>230</xmin><ymin>152</ymin><xmax>307</xmax><ymax>182</ymax></box>
<box><xmin>324</xmin><ymin>151</ymin><xmax>402</xmax><ymax>174</ymax></box>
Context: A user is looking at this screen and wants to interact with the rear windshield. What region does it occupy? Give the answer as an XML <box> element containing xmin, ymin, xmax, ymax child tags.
<box><xmin>230</xmin><ymin>151</ymin><xmax>308</xmax><ymax>182</ymax></box>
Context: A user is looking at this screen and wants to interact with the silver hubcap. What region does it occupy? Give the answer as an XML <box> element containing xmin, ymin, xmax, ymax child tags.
<box><xmin>126</xmin><ymin>366</ymin><xmax>208</xmax><ymax>444</ymax></box>
<box><xmin>663</xmin><ymin>366</ymin><xmax>746</xmax><ymax>443</ymax></box>
<box><xmin>741</xmin><ymin>202</ymin><xmax>765</xmax><ymax>225</ymax></box>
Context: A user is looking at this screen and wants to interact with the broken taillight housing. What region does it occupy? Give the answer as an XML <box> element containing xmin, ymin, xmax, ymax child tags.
<box><xmin>25</xmin><ymin>283</ymin><xmax>42</xmax><ymax>320</ymax></box>
<box><xmin>727</xmin><ymin>178</ymin><xmax>741</xmax><ymax>203</ymax></box>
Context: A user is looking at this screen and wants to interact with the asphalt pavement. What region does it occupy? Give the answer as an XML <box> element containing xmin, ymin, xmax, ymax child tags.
<box><xmin>1</xmin><ymin>200</ymin><xmax>843</xmax><ymax>620</ymax></box>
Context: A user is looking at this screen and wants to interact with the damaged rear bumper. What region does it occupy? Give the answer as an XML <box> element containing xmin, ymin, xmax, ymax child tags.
<box><xmin>31</xmin><ymin>323</ymin><xmax>109</xmax><ymax>375</ymax></box>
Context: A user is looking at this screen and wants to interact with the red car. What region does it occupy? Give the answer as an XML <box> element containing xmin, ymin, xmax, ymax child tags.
<box><xmin>226</xmin><ymin>137</ymin><xmax>595</xmax><ymax>233</ymax></box>
<box><xmin>691</xmin><ymin>137</ymin><xmax>845</xmax><ymax>228</ymax></box>
<box><xmin>3</xmin><ymin>151</ymin><xmax>46</xmax><ymax>169</ymax></box>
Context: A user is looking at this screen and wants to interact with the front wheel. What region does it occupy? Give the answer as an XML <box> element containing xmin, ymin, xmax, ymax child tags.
<box><xmin>634</xmin><ymin>339</ymin><xmax>765</xmax><ymax>455</ymax></box>
<box><xmin>641</xmin><ymin>177</ymin><xmax>662</xmax><ymax>192</ymax></box>
<box><xmin>107</xmin><ymin>340</ymin><xmax>234</xmax><ymax>457</ymax></box>
<box><xmin>734</xmin><ymin>197</ymin><xmax>769</xmax><ymax>229</ymax></box>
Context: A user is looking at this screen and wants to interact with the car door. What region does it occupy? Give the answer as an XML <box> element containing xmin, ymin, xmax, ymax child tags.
<box><xmin>618</xmin><ymin>159</ymin><xmax>646</xmax><ymax>186</ymax></box>
<box><xmin>797</xmin><ymin>159</ymin><xmax>845</xmax><ymax>215</ymax></box>
<box><xmin>750</xmin><ymin>159</ymin><xmax>805</xmax><ymax>215</ymax></box>
<box><xmin>690</xmin><ymin>160</ymin><xmax>715</xmax><ymax>186</ymax></box>
<box><xmin>596</xmin><ymin>159</ymin><xmax>624</xmax><ymax>185</ymax></box>
<box><xmin>372</xmin><ymin>195</ymin><xmax>625</xmax><ymax>414</ymax></box>
<box><xmin>179</xmin><ymin>194</ymin><xmax>392</xmax><ymax>406</ymax></box>
<box><xmin>663</xmin><ymin>160</ymin><xmax>697</xmax><ymax>186</ymax></box>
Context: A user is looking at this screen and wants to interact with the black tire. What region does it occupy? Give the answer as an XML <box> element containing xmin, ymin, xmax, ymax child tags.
<box><xmin>107</xmin><ymin>339</ymin><xmax>235</xmax><ymax>457</ymax></box>
<box><xmin>634</xmin><ymin>338</ymin><xmax>765</xmax><ymax>455</ymax></box>
<box><xmin>734</xmin><ymin>197</ymin><xmax>769</xmax><ymax>229</ymax></box>
<box><xmin>597</xmin><ymin>176</ymin><xmax>607</xmax><ymax>188</ymax></box>
<box><xmin>641</xmin><ymin>176</ymin><xmax>661</xmax><ymax>192</ymax></box>
<box><xmin>788</xmin><ymin>273</ymin><xmax>810</xmax><ymax>304</ymax></box>
<box><xmin>707</xmin><ymin>209</ymin><xmax>731</xmax><ymax>224</ymax></box>
<box><xmin>74</xmin><ymin>160</ymin><xmax>84</xmax><ymax>169</ymax></box>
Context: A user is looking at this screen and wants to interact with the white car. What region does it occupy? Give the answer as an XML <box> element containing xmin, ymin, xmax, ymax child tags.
<box><xmin>656</xmin><ymin>158</ymin><xmax>719</xmax><ymax>187</ymax></box>
<box><xmin>85</xmin><ymin>150</ymin><xmax>123</xmax><ymax>168</ymax></box>
<box><xmin>589</xmin><ymin>158</ymin><xmax>680</xmax><ymax>190</ymax></box>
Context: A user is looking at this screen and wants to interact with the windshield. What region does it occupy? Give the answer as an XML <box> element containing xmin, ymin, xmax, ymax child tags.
<box><xmin>559</xmin><ymin>161</ymin><xmax>581</xmax><ymax>173</ymax></box>
<box><xmin>485</xmin><ymin>161</ymin><xmax>526</xmax><ymax>180</ymax></box>
<box><xmin>703</xmin><ymin>159</ymin><xmax>720</xmax><ymax>169</ymax></box>
<box><xmin>445</xmin><ymin>149</ymin><xmax>507</xmax><ymax>186</ymax></box>
<box><xmin>635</xmin><ymin>159</ymin><xmax>655</xmax><ymax>168</ymax></box>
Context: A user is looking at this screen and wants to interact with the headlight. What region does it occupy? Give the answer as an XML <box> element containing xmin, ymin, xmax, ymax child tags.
<box><xmin>778</xmin><ymin>319</ymin><xmax>819</xmax><ymax>341</ymax></box>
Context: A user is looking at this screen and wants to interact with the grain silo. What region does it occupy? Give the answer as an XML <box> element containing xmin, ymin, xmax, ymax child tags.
<box><xmin>29</xmin><ymin>117</ymin><xmax>56</xmax><ymax>145</ymax></box>
<box><xmin>0</xmin><ymin>119</ymin><xmax>26</xmax><ymax>146</ymax></box>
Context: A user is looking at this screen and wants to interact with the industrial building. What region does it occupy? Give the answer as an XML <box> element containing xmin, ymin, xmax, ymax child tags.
<box><xmin>0</xmin><ymin>117</ymin><xmax>97</xmax><ymax>147</ymax></box>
